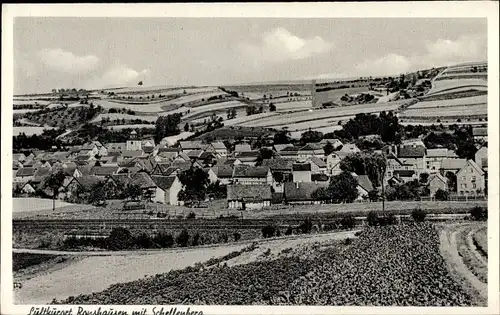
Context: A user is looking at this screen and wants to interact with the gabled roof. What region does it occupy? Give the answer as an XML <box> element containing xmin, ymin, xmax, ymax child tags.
<box><xmin>280</xmin><ymin>146</ymin><xmax>300</xmax><ymax>153</ymax></box>
<box><xmin>261</xmin><ymin>158</ymin><xmax>294</xmax><ymax>171</ymax></box>
<box><xmin>293</xmin><ymin>163</ymin><xmax>311</xmax><ymax>172</ymax></box>
<box><xmin>158</xmin><ymin>147</ymin><xmax>179</xmax><ymax>153</ymax></box>
<box><xmin>143</xmin><ymin>146</ymin><xmax>154</xmax><ymax>154</ymax></box>
<box><xmin>171</xmin><ymin>160</ymin><xmax>192</xmax><ymax>170</ymax></box>
<box><xmin>398</xmin><ymin>145</ymin><xmax>426</xmax><ymax>158</ymax></box>
<box><xmin>235</xmin><ymin>151</ymin><xmax>259</xmax><ymax>159</ymax></box>
<box><xmin>76</xmin><ymin>155</ymin><xmax>91</xmax><ymax>161</ymax></box>
<box><xmin>34</xmin><ymin>167</ymin><xmax>51</xmax><ymax>177</ymax></box>
<box><xmin>357</xmin><ymin>175</ymin><xmax>374</xmax><ymax>192</ymax></box>
<box><xmin>209</xmin><ymin>141</ymin><xmax>227</xmax><ymax>150</ymax></box>
<box><xmin>74</xmin><ymin>175</ymin><xmax>102</xmax><ymax>188</ymax></box>
<box><xmin>273</xmin><ymin>144</ymin><xmax>294</xmax><ymax>152</ymax></box>
<box><xmin>234</xmin><ymin>144</ymin><xmax>252</xmax><ymax>153</ymax></box>
<box><xmin>151</xmin><ymin>175</ymin><xmax>178</xmax><ymax>190</ymax></box>
<box><xmin>107</xmin><ymin>174</ymin><xmax>132</xmax><ymax>187</ymax></box>
<box><xmin>13</xmin><ymin>153</ymin><xmax>26</xmax><ymax>161</ymax></box>
<box><xmin>186</xmin><ymin>149</ymin><xmax>204</xmax><ymax>158</ymax></box>
<box><xmin>426</xmin><ymin>148</ymin><xmax>448</xmax><ymax>158</ymax></box>
<box><xmin>227</xmin><ymin>184</ymin><xmax>272</xmax><ymax>201</ymax></box>
<box><xmin>429</xmin><ymin>173</ymin><xmax>447</xmax><ymax>184</ymax></box>
<box><xmin>92</xmin><ymin>166</ymin><xmax>119</xmax><ymax>176</ymax></box>
<box><xmin>233</xmin><ymin>165</ymin><xmax>269</xmax><ymax>178</ymax></box>
<box><xmin>105</xmin><ymin>142</ymin><xmax>127</xmax><ymax>151</ymax></box>
<box><xmin>338</xmin><ymin>143</ymin><xmax>360</xmax><ymax>153</ymax></box>
<box><xmin>459</xmin><ymin>159</ymin><xmax>485</xmax><ymax>176</ymax></box>
<box><xmin>320</xmin><ymin>138</ymin><xmax>343</xmax><ymax>146</ymax></box>
<box><xmin>308</xmin><ymin>156</ymin><xmax>327</xmax><ymax>168</ymax></box>
<box><xmin>301</xmin><ymin>143</ymin><xmax>323</xmax><ymax>151</ymax></box>
<box><xmin>199</xmin><ymin>152</ymin><xmax>216</xmax><ymax>160</ymax></box>
<box><xmin>284</xmin><ymin>182</ymin><xmax>328</xmax><ymax>201</ymax></box>
<box><xmin>132</xmin><ymin>172</ymin><xmax>157</xmax><ymax>188</ymax></box>
<box><xmin>179</xmin><ymin>141</ymin><xmax>203</xmax><ymax>150</ymax></box>
<box><xmin>211</xmin><ymin>165</ymin><xmax>234</xmax><ymax>178</ymax></box>
<box><xmin>16</xmin><ymin>167</ymin><xmax>36</xmax><ymax>177</ymax></box>
<box><xmin>440</xmin><ymin>158</ymin><xmax>467</xmax><ymax>170</ymax></box>
<box><xmin>394</xmin><ymin>170</ymin><xmax>415</xmax><ymax>177</ymax></box>
<box><xmin>123</xmin><ymin>150</ymin><xmax>144</xmax><ymax>158</ymax></box>
<box><xmin>176</xmin><ymin>152</ymin><xmax>191</xmax><ymax>161</ymax></box>
<box><xmin>472</xmin><ymin>127</ymin><xmax>487</xmax><ymax>137</ymax></box>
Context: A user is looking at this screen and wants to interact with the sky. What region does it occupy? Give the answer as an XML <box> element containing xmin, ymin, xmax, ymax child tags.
<box><xmin>14</xmin><ymin>18</ymin><xmax>487</xmax><ymax>94</ymax></box>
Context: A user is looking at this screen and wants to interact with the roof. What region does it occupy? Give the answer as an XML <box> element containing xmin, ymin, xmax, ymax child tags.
<box><xmin>143</xmin><ymin>146</ymin><xmax>154</xmax><ymax>154</ymax></box>
<box><xmin>357</xmin><ymin>175</ymin><xmax>374</xmax><ymax>192</ymax></box>
<box><xmin>13</xmin><ymin>153</ymin><xmax>26</xmax><ymax>160</ymax></box>
<box><xmin>210</xmin><ymin>141</ymin><xmax>227</xmax><ymax>150</ymax></box>
<box><xmin>273</xmin><ymin>144</ymin><xmax>293</xmax><ymax>152</ymax></box>
<box><xmin>199</xmin><ymin>152</ymin><xmax>216</xmax><ymax>160</ymax></box>
<box><xmin>107</xmin><ymin>150</ymin><xmax>122</xmax><ymax>156</ymax></box>
<box><xmin>179</xmin><ymin>141</ymin><xmax>203</xmax><ymax>150</ymax></box>
<box><xmin>233</xmin><ymin>165</ymin><xmax>269</xmax><ymax>178</ymax></box>
<box><xmin>211</xmin><ymin>165</ymin><xmax>234</xmax><ymax>178</ymax></box>
<box><xmin>301</xmin><ymin>143</ymin><xmax>323</xmax><ymax>151</ymax></box>
<box><xmin>171</xmin><ymin>161</ymin><xmax>192</xmax><ymax>170</ymax></box>
<box><xmin>429</xmin><ymin>173</ymin><xmax>447</xmax><ymax>184</ymax></box>
<box><xmin>16</xmin><ymin>167</ymin><xmax>36</xmax><ymax>177</ymax></box>
<box><xmin>473</xmin><ymin>127</ymin><xmax>487</xmax><ymax>137</ymax></box>
<box><xmin>261</xmin><ymin>158</ymin><xmax>294</xmax><ymax>171</ymax></box>
<box><xmin>158</xmin><ymin>147</ymin><xmax>179</xmax><ymax>153</ymax></box>
<box><xmin>74</xmin><ymin>175</ymin><xmax>102</xmax><ymax>188</ymax></box>
<box><xmin>235</xmin><ymin>150</ymin><xmax>259</xmax><ymax>158</ymax></box>
<box><xmin>440</xmin><ymin>158</ymin><xmax>467</xmax><ymax>170</ymax></box>
<box><xmin>338</xmin><ymin>143</ymin><xmax>360</xmax><ymax>153</ymax></box>
<box><xmin>186</xmin><ymin>150</ymin><xmax>204</xmax><ymax>158</ymax></box>
<box><xmin>284</xmin><ymin>182</ymin><xmax>328</xmax><ymax>201</ymax></box>
<box><xmin>151</xmin><ymin>175</ymin><xmax>178</xmax><ymax>190</ymax></box>
<box><xmin>34</xmin><ymin>167</ymin><xmax>51</xmax><ymax>177</ymax></box>
<box><xmin>308</xmin><ymin>156</ymin><xmax>327</xmax><ymax>168</ymax></box>
<box><xmin>108</xmin><ymin>174</ymin><xmax>132</xmax><ymax>187</ymax></box>
<box><xmin>227</xmin><ymin>184</ymin><xmax>272</xmax><ymax>201</ymax></box>
<box><xmin>320</xmin><ymin>138</ymin><xmax>343</xmax><ymax>146</ymax></box>
<box><xmin>293</xmin><ymin>163</ymin><xmax>311</xmax><ymax>172</ymax></box>
<box><xmin>132</xmin><ymin>172</ymin><xmax>157</xmax><ymax>188</ymax></box>
<box><xmin>123</xmin><ymin>150</ymin><xmax>144</xmax><ymax>158</ymax></box>
<box><xmin>426</xmin><ymin>148</ymin><xmax>448</xmax><ymax>158</ymax></box>
<box><xmin>234</xmin><ymin>144</ymin><xmax>252</xmax><ymax>153</ymax></box>
<box><xmin>105</xmin><ymin>142</ymin><xmax>127</xmax><ymax>151</ymax></box>
<box><xmin>459</xmin><ymin>159</ymin><xmax>485</xmax><ymax>176</ymax></box>
<box><xmin>393</xmin><ymin>170</ymin><xmax>415</xmax><ymax>177</ymax></box>
<box><xmin>280</xmin><ymin>146</ymin><xmax>300</xmax><ymax>153</ymax></box>
<box><xmin>76</xmin><ymin>155</ymin><xmax>91</xmax><ymax>161</ymax></box>
<box><xmin>311</xmin><ymin>173</ymin><xmax>329</xmax><ymax>182</ymax></box>
<box><xmin>92</xmin><ymin>166</ymin><xmax>119</xmax><ymax>176</ymax></box>
<box><xmin>398</xmin><ymin>145</ymin><xmax>426</xmax><ymax>158</ymax></box>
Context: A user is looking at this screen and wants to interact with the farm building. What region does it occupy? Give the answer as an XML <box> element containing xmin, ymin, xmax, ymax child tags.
<box><xmin>325</xmin><ymin>152</ymin><xmax>342</xmax><ymax>176</ymax></box>
<box><xmin>298</xmin><ymin>143</ymin><xmax>324</xmax><ymax>160</ymax></box>
<box><xmin>439</xmin><ymin>158</ymin><xmax>467</xmax><ymax>175</ymax></box>
<box><xmin>232</xmin><ymin>165</ymin><xmax>272</xmax><ymax>185</ymax></box>
<box><xmin>205</xmin><ymin>141</ymin><xmax>228</xmax><ymax>157</ymax></box>
<box><xmin>308</xmin><ymin>156</ymin><xmax>327</xmax><ymax>174</ymax></box>
<box><xmin>234</xmin><ymin>143</ymin><xmax>252</xmax><ymax>154</ymax></box>
<box><xmin>208</xmin><ymin>165</ymin><xmax>234</xmax><ymax>185</ymax></box>
<box><xmin>279</xmin><ymin>146</ymin><xmax>300</xmax><ymax>159</ymax></box>
<box><xmin>234</xmin><ymin>150</ymin><xmax>259</xmax><ymax>166</ymax></box>
<box><xmin>456</xmin><ymin>160</ymin><xmax>485</xmax><ymax>196</ymax></box>
<box><xmin>283</xmin><ymin>181</ymin><xmax>328</xmax><ymax>205</ymax></box>
<box><xmin>354</xmin><ymin>174</ymin><xmax>374</xmax><ymax>200</ymax></box>
<box><xmin>151</xmin><ymin>175</ymin><xmax>183</xmax><ymax>205</ymax></box>
<box><xmin>320</xmin><ymin>138</ymin><xmax>343</xmax><ymax>149</ymax></box>
<box><xmin>292</xmin><ymin>162</ymin><xmax>312</xmax><ymax>183</ymax></box>
<box><xmin>475</xmin><ymin>146</ymin><xmax>488</xmax><ymax>171</ymax></box>
<box><xmin>179</xmin><ymin>141</ymin><xmax>204</xmax><ymax>153</ymax></box>
<box><xmin>428</xmin><ymin>173</ymin><xmax>448</xmax><ymax>196</ymax></box>
<box><xmin>227</xmin><ymin>184</ymin><xmax>272</xmax><ymax>210</ymax></box>
<box><xmin>426</xmin><ymin>148</ymin><xmax>459</xmax><ymax>173</ymax></box>
<box><xmin>398</xmin><ymin>145</ymin><xmax>426</xmax><ymax>173</ymax></box>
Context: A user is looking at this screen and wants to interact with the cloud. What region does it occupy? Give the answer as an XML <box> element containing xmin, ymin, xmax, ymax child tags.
<box><xmin>353</xmin><ymin>34</ymin><xmax>486</xmax><ymax>76</ymax></box>
<box><xmin>355</xmin><ymin>53</ymin><xmax>412</xmax><ymax>76</ymax></box>
<box><xmin>86</xmin><ymin>64</ymin><xmax>150</xmax><ymax>89</ymax></box>
<box><xmin>238</xmin><ymin>28</ymin><xmax>333</xmax><ymax>66</ymax></box>
<box><xmin>38</xmin><ymin>48</ymin><xmax>100</xmax><ymax>74</ymax></box>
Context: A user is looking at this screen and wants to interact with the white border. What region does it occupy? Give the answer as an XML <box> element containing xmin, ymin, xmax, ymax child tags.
<box><xmin>2</xmin><ymin>3</ymin><xmax>499</xmax><ymax>315</ymax></box>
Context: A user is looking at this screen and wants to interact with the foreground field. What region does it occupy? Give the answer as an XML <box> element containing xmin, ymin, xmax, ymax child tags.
<box><xmin>54</xmin><ymin>223</ymin><xmax>475</xmax><ymax>306</ymax></box>
<box><xmin>12</xmin><ymin>198</ymin><xmax>95</xmax><ymax>219</ymax></box>
<box><xmin>15</xmin><ymin>230</ymin><xmax>355</xmax><ymax>304</ymax></box>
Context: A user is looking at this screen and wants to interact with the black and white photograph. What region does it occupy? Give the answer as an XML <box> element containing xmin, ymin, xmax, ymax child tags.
<box><xmin>2</xmin><ymin>3</ymin><xmax>499</xmax><ymax>315</ymax></box>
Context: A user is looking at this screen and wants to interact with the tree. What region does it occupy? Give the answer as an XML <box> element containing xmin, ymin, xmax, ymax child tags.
<box><xmin>155</xmin><ymin>113</ymin><xmax>182</xmax><ymax>143</ymax></box>
<box><xmin>323</xmin><ymin>142</ymin><xmax>335</xmax><ymax>156</ymax></box>
<box><xmin>368</xmin><ymin>190</ymin><xmax>379</xmax><ymax>202</ymax></box>
<box><xmin>255</xmin><ymin>148</ymin><xmax>274</xmax><ymax>166</ymax></box>
<box><xmin>434</xmin><ymin>189</ymin><xmax>449</xmax><ymax>201</ymax></box>
<box><xmin>43</xmin><ymin>171</ymin><xmax>66</xmax><ymax>211</ymax></box>
<box><xmin>327</xmin><ymin>171</ymin><xmax>359</xmax><ymax>203</ymax></box>
<box><xmin>125</xmin><ymin>183</ymin><xmax>142</xmax><ymax>201</ymax></box>
<box><xmin>178</xmin><ymin>167</ymin><xmax>210</xmax><ymax>205</ymax></box>
<box><xmin>339</xmin><ymin>153</ymin><xmax>386</xmax><ymax>187</ymax></box>
<box><xmin>184</xmin><ymin>123</ymin><xmax>189</xmax><ymax>132</ymax></box>
<box><xmin>107</xmin><ymin>227</ymin><xmax>135</xmax><ymax>250</ymax></box>
<box><xmin>445</xmin><ymin>171</ymin><xmax>457</xmax><ymax>192</ymax></box>
<box><xmin>269</xmin><ymin>103</ymin><xmax>276</xmax><ymax>112</ymax></box>
<box><xmin>273</xmin><ymin>129</ymin><xmax>290</xmax><ymax>144</ymax></box>
<box><xmin>176</xmin><ymin>229</ymin><xmax>190</xmax><ymax>247</ymax></box>
<box><xmin>300</xmin><ymin>130</ymin><xmax>323</xmax><ymax>145</ymax></box>
<box><xmin>419</xmin><ymin>172</ymin><xmax>429</xmax><ymax>184</ymax></box>
<box><xmin>88</xmin><ymin>182</ymin><xmax>107</xmax><ymax>206</ymax></box>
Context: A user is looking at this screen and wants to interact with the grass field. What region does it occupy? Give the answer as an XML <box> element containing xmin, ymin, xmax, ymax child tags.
<box><xmin>13</xmin><ymin>198</ymin><xmax>95</xmax><ymax>218</ymax></box>
<box><xmin>401</xmin><ymin>104</ymin><xmax>487</xmax><ymax>118</ymax></box>
<box><xmin>91</xmin><ymin>113</ymin><xmax>158</xmax><ymax>123</ymax></box>
<box><xmin>13</xmin><ymin>126</ymin><xmax>55</xmax><ymax>136</ymax></box>
<box><xmin>314</xmin><ymin>87</ymin><xmax>370</xmax><ymax>105</ymax></box>
<box><xmin>409</xmin><ymin>95</ymin><xmax>487</xmax><ymax>109</ymax></box>
<box><xmin>106</xmin><ymin>124</ymin><xmax>156</xmax><ymax>130</ymax></box>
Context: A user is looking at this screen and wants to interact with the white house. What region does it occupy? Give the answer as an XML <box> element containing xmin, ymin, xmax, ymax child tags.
<box><xmin>292</xmin><ymin>162</ymin><xmax>312</xmax><ymax>183</ymax></box>
<box><xmin>232</xmin><ymin>165</ymin><xmax>272</xmax><ymax>185</ymax></box>
<box><xmin>151</xmin><ymin>175</ymin><xmax>183</xmax><ymax>205</ymax></box>
<box><xmin>227</xmin><ymin>184</ymin><xmax>272</xmax><ymax>210</ymax></box>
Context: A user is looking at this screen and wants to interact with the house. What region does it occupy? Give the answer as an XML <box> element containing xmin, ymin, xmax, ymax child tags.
<box><xmin>426</xmin><ymin>148</ymin><xmax>450</xmax><ymax>173</ymax></box>
<box><xmin>174</xmin><ymin>152</ymin><xmax>191</xmax><ymax>162</ymax></box>
<box><xmin>227</xmin><ymin>184</ymin><xmax>272</xmax><ymax>210</ymax></box>
<box><xmin>292</xmin><ymin>162</ymin><xmax>312</xmax><ymax>183</ymax></box>
<box><xmin>232</xmin><ymin>165</ymin><xmax>272</xmax><ymax>185</ymax></box>
<box><xmin>325</xmin><ymin>152</ymin><xmax>343</xmax><ymax>176</ymax></box>
<box><xmin>13</xmin><ymin>160</ymin><xmax>24</xmax><ymax>171</ymax></box>
<box><xmin>298</xmin><ymin>143</ymin><xmax>324</xmax><ymax>160</ymax></box>
<box><xmin>320</xmin><ymin>138</ymin><xmax>343</xmax><ymax>149</ymax></box>
<box><xmin>308</xmin><ymin>156</ymin><xmax>327</xmax><ymax>174</ymax></box>
<box><xmin>205</xmin><ymin>141</ymin><xmax>228</xmax><ymax>157</ymax></box>
<box><xmin>91</xmin><ymin>166</ymin><xmax>120</xmax><ymax>178</ymax></box>
<box><xmin>475</xmin><ymin>146</ymin><xmax>488</xmax><ymax>171</ymax></box>
<box><xmin>126</xmin><ymin>130</ymin><xmax>142</xmax><ymax>151</ymax></box>
<box><xmin>179</xmin><ymin>141</ymin><xmax>204</xmax><ymax>153</ymax></box>
<box><xmin>278</xmin><ymin>146</ymin><xmax>300</xmax><ymax>159</ymax></box>
<box><xmin>64</xmin><ymin>175</ymin><xmax>102</xmax><ymax>200</ymax></box>
<box><xmin>439</xmin><ymin>158</ymin><xmax>467</xmax><ymax>175</ymax></box>
<box><xmin>235</xmin><ymin>151</ymin><xmax>259</xmax><ymax>166</ymax></box>
<box><xmin>354</xmin><ymin>174</ymin><xmax>374</xmax><ymax>200</ymax></box>
<box><xmin>472</xmin><ymin>127</ymin><xmax>487</xmax><ymax>142</ymax></box>
<box><xmin>123</xmin><ymin>150</ymin><xmax>144</xmax><ymax>159</ymax></box>
<box><xmin>273</xmin><ymin>144</ymin><xmax>293</xmax><ymax>153</ymax></box>
<box><xmin>151</xmin><ymin>163</ymin><xmax>172</xmax><ymax>176</ymax></box>
<box><xmin>14</xmin><ymin>167</ymin><xmax>36</xmax><ymax>182</ymax></box>
<box><xmin>131</xmin><ymin>172</ymin><xmax>159</xmax><ymax>199</ymax></box>
<box><xmin>13</xmin><ymin>153</ymin><xmax>26</xmax><ymax>163</ymax></box>
<box><xmin>234</xmin><ymin>143</ymin><xmax>252</xmax><ymax>154</ymax></box>
<box><xmin>151</xmin><ymin>175</ymin><xmax>183</xmax><ymax>205</ymax></box>
<box><xmin>208</xmin><ymin>165</ymin><xmax>234</xmax><ymax>185</ymax></box>
<box><xmin>311</xmin><ymin>173</ymin><xmax>329</xmax><ymax>183</ymax></box>
<box><xmin>338</xmin><ymin>143</ymin><xmax>361</xmax><ymax>155</ymax></box>
<box><xmin>19</xmin><ymin>182</ymin><xmax>36</xmax><ymax>194</ymax></box>
<box><xmin>392</xmin><ymin>170</ymin><xmax>417</xmax><ymax>183</ymax></box>
<box><xmin>219</xmin><ymin>157</ymin><xmax>242</xmax><ymax>166</ymax></box>
<box><xmin>156</xmin><ymin>147</ymin><xmax>179</xmax><ymax>159</ymax></box>
<box><xmin>186</xmin><ymin>149</ymin><xmax>204</xmax><ymax>160</ymax></box>
<box><xmin>385</xmin><ymin>153</ymin><xmax>413</xmax><ymax>180</ymax></box>
<box><xmin>428</xmin><ymin>173</ymin><xmax>448</xmax><ymax>196</ymax></box>
<box><xmin>398</xmin><ymin>144</ymin><xmax>426</xmax><ymax>173</ymax></box>
<box><xmin>105</xmin><ymin>142</ymin><xmax>127</xmax><ymax>152</ymax></box>
<box><xmin>456</xmin><ymin>160</ymin><xmax>485</xmax><ymax>196</ymax></box>
<box><xmin>283</xmin><ymin>181</ymin><xmax>328</xmax><ymax>205</ymax></box>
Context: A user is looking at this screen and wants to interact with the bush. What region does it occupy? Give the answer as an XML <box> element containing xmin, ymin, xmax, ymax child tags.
<box><xmin>470</xmin><ymin>206</ymin><xmax>487</xmax><ymax>221</ymax></box>
<box><xmin>285</xmin><ymin>226</ymin><xmax>293</xmax><ymax>236</ymax></box>
<box><xmin>153</xmin><ymin>231</ymin><xmax>174</xmax><ymax>248</ymax></box>
<box><xmin>135</xmin><ymin>233</ymin><xmax>158</xmax><ymax>249</ymax></box>
<box><xmin>186</xmin><ymin>211</ymin><xmax>196</xmax><ymax>219</ymax></box>
<box><xmin>367</xmin><ymin>211</ymin><xmax>379</xmax><ymax>226</ymax></box>
<box><xmin>107</xmin><ymin>227</ymin><xmax>135</xmax><ymax>250</ymax></box>
<box><xmin>176</xmin><ymin>229</ymin><xmax>190</xmax><ymax>247</ymax></box>
<box><xmin>191</xmin><ymin>233</ymin><xmax>201</xmax><ymax>246</ymax></box>
<box><xmin>262</xmin><ymin>225</ymin><xmax>276</xmax><ymax>238</ymax></box>
<box><xmin>340</xmin><ymin>215</ymin><xmax>356</xmax><ymax>229</ymax></box>
<box><xmin>233</xmin><ymin>232</ymin><xmax>241</xmax><ymax>242</ymax></box>
<box><xmin>379</xmin><ymin>213</ymin><xmax>397</xmax><ymax>226</ymax></box>
<box><xmin>412</xmin><ymin>208</ymin><xmax>427</xmax><ymax>223</ymax></box>
<box><xmin>299</xmin><ymin>217</ymin><xmax>313</xmax><ymax>234</ymax></box>
<box><xmin>434</xmin><ymin>189</ymin><xmax>449</xmax><ymax>201</ymax></box>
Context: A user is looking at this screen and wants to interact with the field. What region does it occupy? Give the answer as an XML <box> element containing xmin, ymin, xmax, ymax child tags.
<box><xmin>21</xmin><ymin>106</ymin><xmax>101</xmax><ymax>129</ymax></box>
<box><xmin>91</xmin><ymin>113</ymin><xmax>158</xmax><ymax>123</ymax></box>
<box><xmin>400</xmin><ymin>104</ymin><xmax>487</xmax><ymax>119</ymax></box>
<box><xmin>94</xmin><ymin>99</ymin><xmax>179</xmax><ymax>113</ymax></box>
<box><xmin>13</xmin><ymin>198</ymin><xmax>95</xmax><ymax>219</ymax></box>
<box><xmin>106</xmin><ymin>86</ymin><xmax>218</xmax><ymax>95</ymax></box>
<box><xmin>314</xmin><ymin>87</ymin><xmax>370</xmax><ymax>106</ymax></box>
<box><xmin>105</xmin><ymin>124</ymin><xmax>156</xmax><ymax>130</ymax></box>
<box><xmin>53</xmin><ymin>223</ymin><xmax>476</xmax><ymax>306</ymax></box>
<box><xmin>181</xmin><ymin>100</ymin><xmax>249</xmax><ymax>121</ymax></box>
<box><xmin>13</xmin><ymin>126</ymin><xmax>55</xmax><ymax>136</ymax></box>
<box><xmin>408</xmin><ymin>95</ymin><xmax>487</xmax><ymax>109</ymax></box>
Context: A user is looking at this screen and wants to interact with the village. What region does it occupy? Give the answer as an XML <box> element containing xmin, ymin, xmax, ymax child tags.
<box><xmin>12</xmin><ymin>123</ymin><xmax>488</xmax><ymax>214</ymax></box>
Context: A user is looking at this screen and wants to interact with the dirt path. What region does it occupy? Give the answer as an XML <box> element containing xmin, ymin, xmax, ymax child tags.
<box><xmin>439</xmin><ymin>223</ymin><xmax>487</xmax><ymax>305</ymax></box>
<box><xmin>14</xmin><ymin>230</ymin><xmax>357</xmax><ymax>305</ymax></box>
